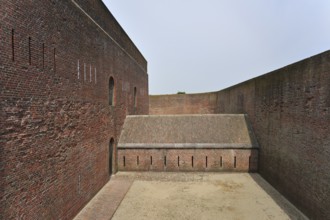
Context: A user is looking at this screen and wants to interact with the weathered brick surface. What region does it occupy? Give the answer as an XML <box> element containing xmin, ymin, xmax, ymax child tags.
<box><xmin>148</xmin><ymin>51</ymin><xmax>330</xmax><ymax>219</ymax></box>
<box><xmin>0</xmin><ymin>1</ymin><xmax>148</xmax><ymax>219</ymax></box>
<box><xmin>149</xmin><ymin>92</ymin><xmax>218</xmax><ymax>115</ymax></box>
<box><xmin>72</xmin><ymin>0</ymin><xmax>147</xmax><ymax>69</ymax></box>
<box><xmin>118</xmin><ymin>149</ymin><xmax>258</xmax><ymax>172</ymax></box>
<box><xmin>215</xmin><ymin>51</ymin><xmax>330</xmax><ymax>219</ymax></box>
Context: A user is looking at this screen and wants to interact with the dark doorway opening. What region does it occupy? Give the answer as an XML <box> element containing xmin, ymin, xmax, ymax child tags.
<box><xmin>109</xmin><ymin>138</ymin><xmax>114</xmax><ymax>176</ymax></box>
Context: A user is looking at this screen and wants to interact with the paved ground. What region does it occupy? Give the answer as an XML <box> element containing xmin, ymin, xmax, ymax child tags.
<box><xmin>74</xmin><ymin>172</ymin><xmax>308</xmax><ymax>220</ymax></box>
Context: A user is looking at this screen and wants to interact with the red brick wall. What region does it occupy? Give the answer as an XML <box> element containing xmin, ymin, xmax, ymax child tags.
<box><xmin>149</xmin><ymin>92</ymin><xmax>217</xmax><ymax>115</ymax></box>
<box><xmin>72</xmin><ymin>0</ymin><xmax>147</xmax><ymax>68</ymax></box>
<box><xmin>215</xmin><ymin>51</ymin><xmax>330</xmax><ymax>219</ymax></box>
<box><xmin>118</xmin><ymin>149</ymin><xmax>258</xmax><ymax>172</ymax></box>
<box><xmin>0</xmin><ymin>1</ymin><xmax>148</xmax><ymax>219</ymax></box>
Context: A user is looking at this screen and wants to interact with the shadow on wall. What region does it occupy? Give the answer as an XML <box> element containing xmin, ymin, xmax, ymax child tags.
<box><xmin>249</xmin><ymin>174</ymin><xmax>308</xmax><ymax>220</ymax></box>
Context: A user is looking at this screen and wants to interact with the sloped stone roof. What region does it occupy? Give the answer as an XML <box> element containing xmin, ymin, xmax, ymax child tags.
<box><xmin>118</xmin><ymin>114</ymin><xmax>258</xmax><ymax>149</ymax></box>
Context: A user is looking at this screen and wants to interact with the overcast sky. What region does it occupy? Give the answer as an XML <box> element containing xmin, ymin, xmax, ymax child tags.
<box><xmin>103</xmin><ymin>0</ymin><xmax>330</xmax><ymax>95</ymax></box>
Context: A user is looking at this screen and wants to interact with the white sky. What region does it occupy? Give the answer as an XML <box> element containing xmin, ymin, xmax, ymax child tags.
<box><xmin>103</xmin><ymin>0</ymin><xmax>330</xmax><ymax>95</ymax></box>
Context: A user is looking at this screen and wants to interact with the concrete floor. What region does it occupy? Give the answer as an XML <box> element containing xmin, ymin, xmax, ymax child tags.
<box><xmin>74</xmin><ymin>172</ymin><xmax>308</xmax><ymax>220</ymax></box>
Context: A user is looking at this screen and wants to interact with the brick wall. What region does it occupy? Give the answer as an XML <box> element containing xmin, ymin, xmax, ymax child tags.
<box><xmin>215</xmin><ymin>51</ymin><xmax>330</xmax><ymax>219</ymax></box>
<box><xmin>147</xmin><ymin>51</ymin><xmax>330</xmax><ymax>219</ymax></box>
<box><xmin>118</xmin><ymin>148</ymin><xmax>258</xmax><ymax>172</ymax></box>
<box><xmin>149</xmin><ymin>92</ymin><xmax>217</xmax><ymax>115</ymax></box>
<box><xmin>72</xmin><ymin>0</ymin><xmax>147</xmax><ymax>68</ymax></box>
<box><xmin>0</xmin><ymin>1</ymin><xmax>148</xmax><ymax>219</ymax></box>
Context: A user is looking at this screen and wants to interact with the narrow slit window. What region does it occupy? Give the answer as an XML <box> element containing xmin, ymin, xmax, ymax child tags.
<box><xmin>177</xmin><ymin>156</ymin><xmax>180</xmax><ymax>167</ymax></box>
<box><xmin>42</xmin><ymin>43</ymin><xmax>45</xmax><ymax>69</ymax></box>
<box><xmin>94</xmin><ymin>67</ymin><xmax>97</xmax><ymax>84</ymax></box>
<box><xmin>220</xmin><ymin>156</ymin><xmax>223</xmax><ymax>167</ymax></box>
<box><xmin>84</xmin><ymin>63</ymin><xmax>86</xmax><ymax>81</ymax></box>
<box><xmin>234</xmin><ymin>156</ymin><xmax>236</xmax><ymax>168</ymax></box>
<box><xmin>89</xmin><ymin>64</ymin><xmax>92</xmax><ymax>82</ymax></box>
<box><xmin>206</xmin><ymin>156</ymin><xmax>208</xmax><ymax>168</ymax></box>
<box><xmin>137</xmin><ymin>156</ymin><xmax>139</xmax><ymax>165</ymax></box>
<box><xmin>164</xmin><ymin>156</ymin><xmax>167</xmax><ymax>167</ymax></box>
<box><xmin>77</xmin><ymin>60</ymin><xmax>80</xmax><ymax>79</ymax></box>
<box><xmin>28</xmin><ymin>37</ymin><xmax>31</xmax><ymax>65</ymax></box>
<box><xmin>53</xmin><ymin>48</ymin><xmax>56</xmax><ymax>72</ymax></box>
<box><xmin>12</xmin><ymin>29</ymin><xmax>15</xmax><ymax>61</ymax></box>
<box><xmin>150</xmin><ymin>156</ymin><xmax>153</xmax><ymax>165</ymax></box>
<box><xmin>123</xmin><ymin>156</ymin><xmax>126</xmax><ymax>167</ymax></box>
<box><xmin>192</xmin><ymin>156</ymin><xmax>194</xmax><ymax>167</ymax></box>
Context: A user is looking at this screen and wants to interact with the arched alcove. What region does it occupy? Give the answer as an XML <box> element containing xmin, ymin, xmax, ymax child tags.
<box><xmin>109</xmin><ymin>77</ymin><xmax>115</xmax><ymax>106</ymax></box>
<box><xmin>134</xmin><ymin>87</ymin><xmax>137</xmax><ymax>108</ymax></box>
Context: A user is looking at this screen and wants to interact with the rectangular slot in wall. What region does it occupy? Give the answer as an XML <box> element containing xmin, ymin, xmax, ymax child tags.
<box><xmin>77</xmin><ymin>60</ymin><xmax>80</xmax><ymax>79</ymax></box>
<box><xmin>53</xmin><ymin>48</ymin><xmax>56</xmax><ymax>72</ymax></box>
<box><xmin>95</xmin><ymin>67</ymin><xmax>97</xmax><ymax>84</ymax></box>
<box><xmin>11</xmin><ymin>29</ymin><xmax>14</xmax><ymax>61</ymax></box>
<box><xmin>150</xmin><ymin>156</ymin><xmax>153</xmax><ymax>165</ymax></box>
<box><xmin>137</xmin><ymin>156</ymin><xmax>139</xmax><ymax>165</ymax></box>
<box><xmin>192</xmin><ymin>156</ymin><xmax>194</xmax><ymax>167</ymax></box>
<box><xmin>164</xmin><ymin>156</ymin><xmax>166</xmax><ymax>167</ymax></box>
<box><xmin>249</xmin><ymin>156</ymin><xmax>251</xmax><ymax>170</ymax></box>
<box><xmin>220</xmin><ymin>156</ymin><xmax>222</xmax><ymax>167</ymax></box>
<box><xmin>42</xmin><ymin>43</ymin><xmax>45</xmax><ymax>69</ymax></box>
<box><xmin>177</xmin><ymin>156</ymin><xmax>180</xmax><ymax>167</ymax></box>
<box><xmin>89</xmin><ymin>64</ymin><xmax>92</xmax><ymax>82</ymax></box>
<box><xmin>28</xmin><ymin>37</ymin><xmax>31</xmax><ymax>65</ymax></box>
<box><xmin>84</xmin><ymin>63</ymin><xmax>86</xmax><ymax>81</ymax></box>
<box><xmin>123</xmin><ymin>156</ymin><xmax>126</xmax><ymax>167</ymax></box>
<box><xmin>206</xmin><ymin>156</ymin><xmax>208</xmax><ymax>168</ymax></box>
<box><xmin>234</xmin><ymin>156</ymin><xmax>236</xmax><ymax>168</ymax></box>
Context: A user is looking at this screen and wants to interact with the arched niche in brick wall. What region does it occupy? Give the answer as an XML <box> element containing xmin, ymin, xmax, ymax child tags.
<box><xmin>109</xmin><ymin>77</ymin><xmax>115</xmax><ymax>106</ymax></box>
<box><xmin>134</xmin><ymin>87</ymin><xmax>137</xmax><ymax>108</ymax></box>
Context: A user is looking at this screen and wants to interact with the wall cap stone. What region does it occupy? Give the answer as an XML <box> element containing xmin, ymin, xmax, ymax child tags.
<box><xmin>118</xmin><ymin>143</ymin><xmax>258</xmax><ymax>149</ymax></box>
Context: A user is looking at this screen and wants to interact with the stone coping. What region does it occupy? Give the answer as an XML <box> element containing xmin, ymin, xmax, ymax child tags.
<box><xmin>126</xmin><ymin>114</ymin><xmax>245</xmax><ymax>117</ymax></box>
<box><xmin>118</xmin><ymin>143</ymin><xmax>258</xmax><ymax>149</ymax></box>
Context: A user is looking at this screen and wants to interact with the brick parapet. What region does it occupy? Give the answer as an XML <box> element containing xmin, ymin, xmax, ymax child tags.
<box><xmin>72</xmin><ymin>0</ymin><xmax>147</xmax><ymax>71</ymax></box>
